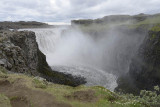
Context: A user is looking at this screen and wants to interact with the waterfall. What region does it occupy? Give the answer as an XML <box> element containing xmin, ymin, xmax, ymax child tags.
<box><xmin>33</xmin><ymin>27</ymin><xmax>65</xmax><ymax>53</ymax></box>
<box><xmin>23</xmin><ymin>26</ymin><xmax>145</xmax><ymax>91</ymax></box>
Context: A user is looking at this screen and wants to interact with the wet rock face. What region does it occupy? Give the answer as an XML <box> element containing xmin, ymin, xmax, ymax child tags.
<box><xmin>129</xmin><ymin>31</ymin><xmax>160</xmax><ymax>89</ymax></box>
<box><xmin>116</xmin><ymin>30</ymin><xmax>160</xmax><ymax>94</ymax></box>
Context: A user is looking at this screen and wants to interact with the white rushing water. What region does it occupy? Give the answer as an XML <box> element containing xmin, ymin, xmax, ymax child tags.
<box><xmin>23</xmin><ymin>27</ymin><xmax>117</xmax><ymax>91</ymax></box>
<box><xmin>23</xmin><ymin>26</ymin><xmax>145</xmax><ymax>91</ymax></box>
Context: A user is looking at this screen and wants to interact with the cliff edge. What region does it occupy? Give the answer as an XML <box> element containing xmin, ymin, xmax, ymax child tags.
<box><xmin>0</xmin><ymin>30</ymin><xmax>86</xmax><ymax>86</ymax></box>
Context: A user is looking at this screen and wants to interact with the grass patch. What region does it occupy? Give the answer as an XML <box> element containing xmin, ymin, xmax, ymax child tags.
<box><xmin>10</xmin><ymin>96</ymin><xmax>23</xmax><ymax>101</ymax></box>
<box><xmin>45</xmin><ymin>84</ymin><xmax>145</xmax><ymax>107</ymax></box>
<box><xmin>0</xmin><ymin>94</ymin><xmax>11</xmax><ymax>107</ymax></box>
<box><xmin>0</xmin><ymin>66</ymin><xmax>8</xmax><ymax>74</ymax></box>
<box><xmin>137</xmin><ymin>16</ymin><xmax>160</xmax><ymax>25</ymax></box>
<box><xmin>77</xmin><ymin>15</ymin><xmax>160</xmax><ymax>32</ymax></box>
<box><xmin>0</xmin><ymin>70</ymin><xmax>149</xmax><ymax>107</ymax></box>
<box><xmin>33</xmin><ymin>78</ymin><xmax>47</xmax><ymax>89</ymax></box>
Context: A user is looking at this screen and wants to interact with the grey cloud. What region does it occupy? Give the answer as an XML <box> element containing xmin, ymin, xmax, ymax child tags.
<box><xmin>0</xmin><ymin>0</ymin><xmax>160</xmax><ymax>23</ymax></box>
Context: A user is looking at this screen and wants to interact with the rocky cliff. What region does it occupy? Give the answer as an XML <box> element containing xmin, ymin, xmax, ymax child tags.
<box><xmin>0</xmin><ymin>30</ymin><xmax>86</xmax><ymax>86</ymax></box>
<box><xmin>72</xmin><ymin>13</ymin><xmax>160</xmax><ymax>94</ymax></box>
<box><xmin>116</xmin><ymin>25</ymin><xmax>160</xmax><ymax>94</ymax></box>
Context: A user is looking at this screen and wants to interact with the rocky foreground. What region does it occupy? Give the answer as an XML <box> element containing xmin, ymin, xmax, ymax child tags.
<box><xmin>0</xmin><ymin>66</ymin><xmax>147</xmax><ymax>107</ymax></box>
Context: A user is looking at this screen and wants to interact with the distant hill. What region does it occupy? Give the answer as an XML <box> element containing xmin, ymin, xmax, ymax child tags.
<box><xmin>0</xmin><ymin>21</ymin><xmax>53</xmax><ymax>29</ymax></box>
<box><xmin>71</xmin><ymin>13</ymin><xmax>160</xmax><ymax>26</ymax></box>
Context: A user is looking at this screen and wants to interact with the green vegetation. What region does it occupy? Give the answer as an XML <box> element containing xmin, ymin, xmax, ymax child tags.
<box><xmin>123</xmin><ymin>15</ymin><xmax>160</xmax><ymax>29</ymax></box>
<box><xmin>137</xmin><ymin>16</ymin><xmax>160</xmax><ymax>25</ymax></box>
<box><xmin>119</xmin><ymin>86</ymin><xmax>160</xmax><ymax>107</ymax></box>
<box><xmin>0</xmin><ymin>67</ymin><xmax>149</xmax><ymax>107</ymax></box>
<box><xmin>0</xmin><ymin>66</ymin><xmax>8</xmax><ymax>74</ymax></box>
<box><xmin>33</xmin><ymin>78</ymin><xmax>47</xmax><ymax>89</ymax></box>
<box><xmin>75</xmin><ymin>14</ymin><xmax>160</xmax><ymax>32</ymax></box>
<box><xmin>1</xmin><ymin>66</ymin><xmax>160</xmax><ymax>107</ymax></box>
<box><xmin>45</xmin><ymin>84</ymin><xmax>145</xmax><ymax>107</ymax></box>
<box><xmin>150</xmin><ymin>25</ymin><xmax>160</xmax><ymax>32</ymax></box>
<box><xmin>78</xmin><ymin>23</ymin><xmax>111</xmax><ymax>33</ymax></box>
<box><xmin>151</xmin><ymin>34</ymin><xmax>156</xmax><ymax>40</ymax></box>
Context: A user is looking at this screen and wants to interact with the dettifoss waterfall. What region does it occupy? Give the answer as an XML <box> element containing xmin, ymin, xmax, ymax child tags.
<box><xmin>24</xmin><ymin>26</ymin><xmax>145</xmax><ymax>91</ymax></box>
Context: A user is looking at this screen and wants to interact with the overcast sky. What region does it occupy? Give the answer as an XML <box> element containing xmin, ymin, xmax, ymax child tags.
<box><xmin>0</xmin><ymin>0</ymin><xmax>160</xmax><ymax>24</ymax></box>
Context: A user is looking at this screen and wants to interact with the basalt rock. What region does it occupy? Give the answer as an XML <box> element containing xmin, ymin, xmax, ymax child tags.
<box><xmin>116</xmin><ymin>29</ymin><xmax>160</xmax><ymax>94</ymax></box>
<box><xmin>0</xmin><ymin>30</ymin><xmax>86</xmax><ymax>86</ymax></box>
<box><xmin>0</xmin><ymin>31</ymin><xmax>28</xmax><ymax>73</ymax></box>
<box><xmin>10</xmin><ymin>31</ymin><xmax>40</xmax><ymax>75</ymax></box>
<box><xmin>130</xmin><ymin>31</ymin><xmax>160</xmax><ymax>90</ymax></box>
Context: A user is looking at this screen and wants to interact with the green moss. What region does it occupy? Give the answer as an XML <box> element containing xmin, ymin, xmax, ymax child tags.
<box><xmin>0</xmin><ymin>67</ymin><xmax>8</xmax><ymax>80</ymax></box>
<box><xmin>149</xmin><ymin>34</ymin><xmax>157</xmax><ymax>40</ymax></box>
<box><xmin>9</xmin><ymin>96</ymin><xmax>20</xmax><ymax>101</ymax></box>
<box><xmin>152</xmin><ymin>34</ymin><xmax>156</xmax><ymax>38</ymax></box>
<box><xmin>0</xmin><ymin>66</ymin><xmax>8</xmax><ymax>74</ymax></box>
<box><xmin>150</xmin><ymin>25</ymin><xmax>160</xmax><ymax>32</ymax></box>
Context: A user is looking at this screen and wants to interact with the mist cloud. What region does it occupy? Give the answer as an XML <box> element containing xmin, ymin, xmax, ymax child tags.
<box><xmin>0</xmin><ymin>0</ymin><xmax>160</xmax><ymax>23</ymax></box>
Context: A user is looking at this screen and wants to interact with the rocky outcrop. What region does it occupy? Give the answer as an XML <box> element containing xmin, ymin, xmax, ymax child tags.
<box><xmin>116</xmin><ymin>27</ymin><xmax>160</xmax><ymax>94</ymax></box>
<box><xmin>0</xmin><ymin>31</ymin><xmax>29</xmax><ymax>73</ymax></box>
<box><xmin>0</xmin><ymin>30</ymin><xmax>86</xmax><ymax>86</ymax></box>
<box><xmin>130</xmin><ymin>31</ymin><xmax>160</xmax><ymax>90</ymax></box>
<box><xmin>10</xmin><ymin>31</ymin><xmax>40</xmax><ymax>75</ymax></box>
